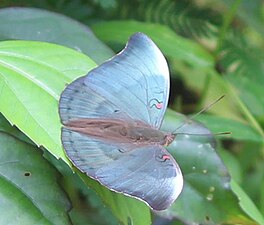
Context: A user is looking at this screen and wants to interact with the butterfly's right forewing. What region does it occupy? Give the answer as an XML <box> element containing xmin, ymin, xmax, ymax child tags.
<box><xmin>59</xmin><ymin>33</ymin><xmax>169</xmax><ymax>128</ymax></box>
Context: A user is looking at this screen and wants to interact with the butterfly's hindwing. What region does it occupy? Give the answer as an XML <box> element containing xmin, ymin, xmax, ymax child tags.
<box><xmin>62</xmin><ymin>126</ymin><xmax>182</xmax><ymax>210</ymax></box>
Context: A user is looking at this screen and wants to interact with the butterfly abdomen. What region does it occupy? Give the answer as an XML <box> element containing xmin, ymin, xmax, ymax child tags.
<box><xmin>64</xmin><ymin>118</ymin><xmax>169</xmax><ymax>146</ymax></box>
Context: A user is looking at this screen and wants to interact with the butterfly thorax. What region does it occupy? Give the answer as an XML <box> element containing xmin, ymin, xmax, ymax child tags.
<box><xmin>64</xmin><ymin>118</ymin><xmax>174</xmax><ymax>146</ymax></box>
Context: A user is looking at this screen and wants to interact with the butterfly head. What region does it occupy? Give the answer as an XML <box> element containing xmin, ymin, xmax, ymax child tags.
<box><xmin>163</xmin><ymin>133</ymin><xmax>176</xmax><ymax>146</ymax></box>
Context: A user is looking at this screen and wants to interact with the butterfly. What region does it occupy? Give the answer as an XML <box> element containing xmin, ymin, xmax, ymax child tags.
<box><xmin>59</xmin><ymin>32</ymin><xmax>183</xmax><ymax>211</ymax></box>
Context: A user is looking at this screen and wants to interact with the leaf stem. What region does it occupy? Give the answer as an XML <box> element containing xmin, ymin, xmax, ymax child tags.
<box><xmin>226</xmin><ymin>80</ymin><xmax>264</xmax><ymax>138</ymax></box>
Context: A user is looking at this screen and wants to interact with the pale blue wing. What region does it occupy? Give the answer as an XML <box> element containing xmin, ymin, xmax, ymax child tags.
<box><xmin>59</xmin><ymin>76</ymin><xmax>129</xmax><ymax>124</ymax></box>
<box><xmin>59</xmin><ymin>32</ymin><xmax>169</xmax><ymax>128</ymax></box>
<box><xmin>62</xmin><ymin>128</ymin><xmax>183</xmax><ymax>210</ymax></box>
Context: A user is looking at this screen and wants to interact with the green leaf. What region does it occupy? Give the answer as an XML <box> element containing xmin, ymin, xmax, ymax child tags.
<box><xmin>0</xmin><ymin>112</ymin><xmax>34</xmax><ymax>145</ymax></box>
<box><xmin>218</xmin><ymin>148</ymin><xmax>242</xmax><ymax>183</ymax></box>
<box><xmin>54</xmin><ymin>158</ymin><xmax>120</xmax><ymax>225</ymax></box>
<box><xmin>110</xmin><ymin>0</ymin><xmax>218</xmax><ymax>38</ymax></box>
<box><xmin>220</xmin><ymin>37</ymin><xmax>264</xmax><ymax>83</ymax></box>
<box><xmin>159</xmin><ymin>110</ymin><xmax>257</xmax><ymax>224</ymax></box>
<box><xmin>0</xmin><ymin>40</ymin><xmax>151</xmax><ymax>225</ymax></box>
<box><xmin>195</xmin><ymin>114</ymin><xmax>263</xmax><ymax>143</ymax></box>
<box><xmin>231</xmin><ymin>180</ymin><xmax>264</xmax><ymax>225</ymax></box>
<box><xmin>226</xmin><ymin>74</ymin><xmax>264</xmax><ymax>120</ymax></box>
<box><xmin>235</xmin><ymin>0</ymin><xmax>264</xmax><ymax>37</ymax></box>
<box><xmin>91</xmin><ymin>20</ymin><xmax>214</xmax><ymax>68</ymax></box>
<box><xmin>261</xmin><ymin>178</ymin><xmax>264</xmax><ymax>216</ymax></box>
<box><xmin>0</xmin><ymin>7</ymin><xmax>114</xmax><ymax>64</ymax></box>
<box><xmin>0</xmin><ymin>132</ymin><xmax>71</xmax><ymax>225</ymax></box>
<box><xmin>171</xmin><ymin>63</ymin><xmax>244</xmax><ymax>122</ymax></box>
<box><xmin>80</xmin><ymin>173</ymin><xmax>151</xmax><ymax>225</ymax></box>
<box><xmin>0</xmin><ymin>40</ymin><xmax>96</xmax><ymax>164</ymax></box>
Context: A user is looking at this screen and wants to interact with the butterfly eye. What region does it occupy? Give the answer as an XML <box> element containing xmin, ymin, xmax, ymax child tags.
<box><xmin>162</xmin><ymin>134</ymin><xmax>175</xmax><ymax>146</ymax></box>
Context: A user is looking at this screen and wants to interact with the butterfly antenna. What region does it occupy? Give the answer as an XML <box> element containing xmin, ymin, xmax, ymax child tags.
<box><xmin>172</xmin><ymin>95</ymin><xmax>225</xmax><ymax>135</ymax></box>
<box><xmin>214</xmin><ymin>131</ymin><xmax>231</xmax><ymax>136</ymax></box>
<box><xmin>173</xmin><ymin>131</ymin><xmax>231</xmax><ymax>137</ymax></box>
